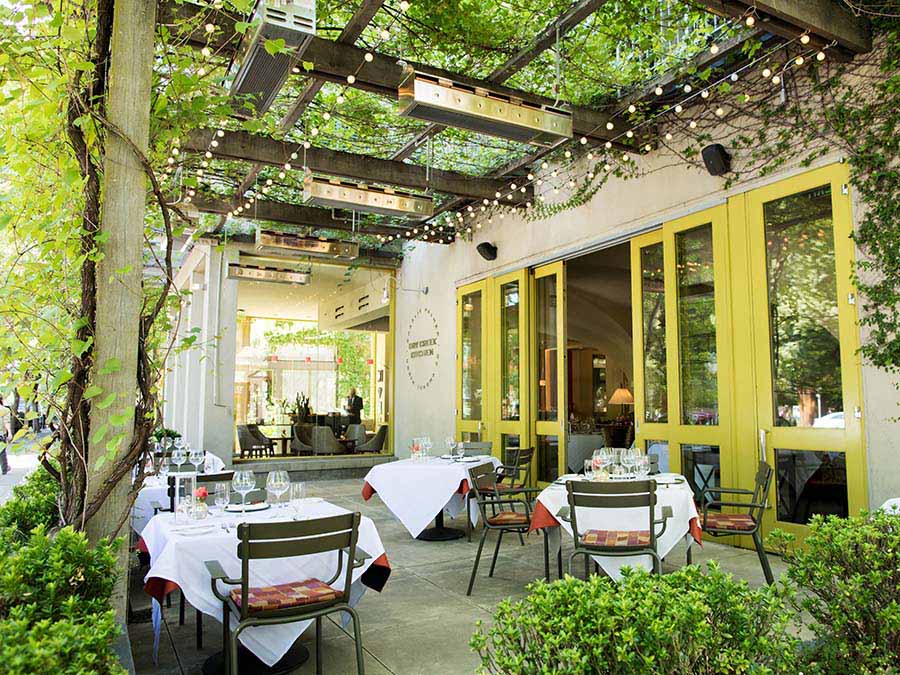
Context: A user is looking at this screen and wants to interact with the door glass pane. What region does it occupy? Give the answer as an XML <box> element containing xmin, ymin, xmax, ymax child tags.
<box><xmin>501</xmin><ymin>434</ymin><xmax>521</xmax><ymax>464</ymax></box>
<box><xmin>764</xmin><ymin>186</ymin><xmax>844</xmax><ymax>428</ymax></box>
<box><xmin>676</xmin><ymin>224</ymin><xmax>719</xmax><ymax>425</ymax></box>
<box><xmin>776</xmin><ymin>449</ymin><xmax>848</xmax><ymax>524</ymax></box>
<box><xmin>645</xmin><ymin>439</ymin><xmax>669</xmax><ymax>473</ymax></box>
<box><xmin>682</xmin><ymin>443</ymin><xmax>720</xmax><ymax>506</ymax></box>
<box><xmin>536</xmin><ymin>435</ymin><xmax>559</xmax><ymax>483</ymax></box>
<box><xmin>500</xmin><ymin>281</ymin><xmax>521</xmax><ymax>421</ymax></box>
<box><xmin>461</xmin><ymin>431</ymin><xmax>481</xmax><ymax>443</ymax></box>
<box><xmin>461</xmin><ymin>291</ymin><xmax>482</xmax><ymax>420</ymax></box>
<box><xmin>536</xmin><ymin>275</ymin><xmax>558</xmax><ymax>422</ymax></box>
<box><xmin>641</xmin><ymin>243</ymin><xmax>668</xmax><ymax>422</ymax></box>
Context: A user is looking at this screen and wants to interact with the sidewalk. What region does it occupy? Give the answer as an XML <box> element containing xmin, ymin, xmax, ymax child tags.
<box><xmin>0</xmin><ymin>431</ymin><xmax>48</xmax><ymax>504</ymax></box>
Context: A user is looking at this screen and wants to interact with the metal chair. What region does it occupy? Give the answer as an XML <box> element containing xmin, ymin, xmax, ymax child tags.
<box><xmin>460</xmin><ymin>440</ymin><xmax>492</xmax><ymax>457</ymax></box>
<box><xmin>562</xmin><ymin>480</ymin><xmax>671</xmax><ymax>579</ymax></box>
<box><xmin>354</xmin><ymin>425</ymin><xmax>387</xmax><ymax>453</ymax></box>
<box><xmin>465</xmin><ymin>447</ymin><xmax>535</xmax><ymax>543</ymax></box>
<box><xmin>692</xmin><ymin>460</ymin><xmax>775</xmax><ymax>585</ymax></box>
<box><xmin>465</xmin><ymin>462</ymin><xmax>540</xmax><ymax>596</ymax></box>
<box><xmin>205</xmin><ymin>513</ymin><xmax>367</xmax><ymax>675</ymax></box>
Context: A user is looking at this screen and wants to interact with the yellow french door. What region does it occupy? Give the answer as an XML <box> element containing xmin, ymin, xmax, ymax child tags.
<box><xmin>740</xmin><ymin>163</ymin><xmax>866</xmax><ymax>537</ymax></box>
<box><xmin>531</xmin><ymin>261</ymin><xmax>567</xmax><ymax>485</ymax></box>
<box><xmin>632</xmin><ymin>205</ymin><xmax>736</xmax><ymax>502</ymax></box>
<box><xmin>456</xmin><ymin>280</ymin><xmax>487</xmax><ymax>441</ymax></box>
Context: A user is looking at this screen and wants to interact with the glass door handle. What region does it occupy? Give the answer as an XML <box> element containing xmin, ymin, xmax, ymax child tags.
<box><xmin>758</xmin><ymin>428</ymin><xmax>768</xmax><ymax>463</ymax></box>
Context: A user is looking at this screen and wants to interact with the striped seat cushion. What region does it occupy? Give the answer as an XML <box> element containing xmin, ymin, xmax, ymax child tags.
<box><xmin>703</xmin><ymin>512</ymin><xmax>756</xmax><ymax>532</ymax></box>
<box><xmin>581</xmin><ymin>529</ymin><xmax>651</xmax><ymax>547</ymax></box>
<box><xmin>487</xmin><ymin>510</ymin><xmax>530</xmax><ymax>526</ymax></box>
<box><xmin>230</xmin><ymin>579</ymin><xmax>342</xmax><ymax>614</ymax></box>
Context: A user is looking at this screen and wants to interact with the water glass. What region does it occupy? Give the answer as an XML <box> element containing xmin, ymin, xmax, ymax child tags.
<box><xmin>213</xmin><ymin>483</ymin><xmax>229</xmax><ymax>515</ymax></box>
<box><xmin>446</xmin><ymin>436</ymin><xmax>457</xmax><ymax>457</ymax></box>
<box><xmin>266</xmin><ymin>470</ymin><xmax>290</xmax><ymax>508</ymax></box>
<box><xmin>583</xmin><ymin>459</ymin><xmax>594</xmax><ymax>481</ymax></box>
<box><xmin>290</xmin><ymin>482</ymin><xmax>306</xmax><ymax>519</ymax></box>
<box><xmin>422</xmin><ymin>436</ymin><xmax>433</xmax><ymax>458</ymax></box>
<box><xmin>635</xmin><ymin>455</ymin><xmax>651</xmax><ymax>479</ymax></box>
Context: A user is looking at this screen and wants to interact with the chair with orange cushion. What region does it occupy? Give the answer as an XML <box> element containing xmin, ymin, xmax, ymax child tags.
<box><xmin>205</xmin><ymin>512</ymin><xmax>367</xmax><ymax>674</ymax></box>
<box><xmin>563</xmin><ymin>480</ymin><xmax>671</xmax><ymax>579</ymax></box>
<box><xmin>465</xmin><ymin>461</ymin><xmax>541</xmax><ymax>596</ymax></box>
<box><xmin>694</xmin><ymin>460</ymin><xmax>774</xmax><ymax>585</ymax></box>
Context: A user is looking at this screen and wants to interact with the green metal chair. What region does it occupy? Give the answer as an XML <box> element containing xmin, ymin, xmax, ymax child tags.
<box><xmin>465</xmin><ymin>462</ymin><xmax>541</xmax><ymax>596</ymax></box>
<box><xmin>206</xmin><ymin>512</ymin><xmax>367</xmax><ymax>675</ymax></box>
<box><xmin>562</xmin><ymin>480</ymin><xmax>671</xmax><ymax>579</ymax></box>
<box><xmin>691</xmin><ymin>460</ymin><xmax>775</xmax><ymax>584</ymax></box>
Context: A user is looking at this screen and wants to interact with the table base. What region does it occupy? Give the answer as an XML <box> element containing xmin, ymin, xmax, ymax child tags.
<box><xmin>202</xmin><ymin>641</ymin><xmax>309</xmax><ymax>675</ymax></box>
<box><xmin>416</xmin><ymin>510</ymin><xmax>464</xmax><ymax>541</ymax></box>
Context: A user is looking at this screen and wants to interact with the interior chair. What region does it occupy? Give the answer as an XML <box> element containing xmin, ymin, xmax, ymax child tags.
<box><xmin>345</xmin><ymin>424</ymin><xmax>367</xmax><ymax>446</ymax></box>
<box><xmin>246</xmin><ymin>424</ymin><xmax>275</xmax><ymax>457</ymax></box>
<box><xmin>691</xmin><ymin>460</ymin><xmax>775</xmax><ymax>585</ymax></box>
<box><xmin>460</xmin><ymin>440</ymin><xmax>493</xmax><ymax>457</ymax></box>
<box><xmin>561</xmin><ymin>480</ymin><xmax>671</xmax><ymax>579</ymax></box>
<box><xmin>354</xmin><ymin>425</ymin><xmax>387</xmax><ymax>453</ymax></box>
<box><xmin>236</xmin><ymin>425</ymin><xmax>267</xmax><ymax>460</ymax></box>
<box><xmin>150</xmin><ymin>471</ymin><xmax>235</xmax><ymax>649</ymax></box>
<box><xmin>311</xmin><ymin>426</ymin><xmax>343</xmax><ymax>455</ymax></box>
<box><xmin>205</xmin><ymin>513</ymin><xmax>367</xmax><ymax>675</ymax></box>
<box><xmin>465</xmin><ymin>462</ymin><xmax>540</xmax><ymax>595</ymax></box>
<box><xmin>648</xmin><ymin>453</ymin><xmax>660</xmax><ymax>475</ymax></box>
<box><xmin>290</xmin><ymin>425</ymin><xmax>313</xmax><ymax>456</ymax></box>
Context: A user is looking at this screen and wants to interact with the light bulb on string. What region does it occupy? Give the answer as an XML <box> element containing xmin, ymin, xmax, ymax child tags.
<box><xmin>683</xmin><ymin>84</ymin><xmax>692</xmax><ymax>93</ymax></box>
<box><xmin>710</xmin><ymin>43</ymin><xmax>719</xmax><ymax>55</ymax></box>
<box><xmin>323</xmin><ymin>112</ymin><xmax>331</xmax><ymax>121</ymax></box>
<box><xmin>701</xmin><ymin>90</ymin><xmax>709</xmax><ymax>99</ymax></box>
<box><xmin>303</xmin><ymin>141</ymin><xmax>311</xmax><ymax>149</ymax></box>
<box><xmin>674</xmin><ymin>104</ymin><xmax>683</xmax><ymax>113</ymax></box>
<box><xmin>730</xmin><ymin>73</ymin><xmax>739</xmax><ymax>82</ymax></box>
<box><xmin>689</xmin><ymin>120</ymin><xmax>697</xmax><ymax>129</ymax></box>
<box><xmin>665</xmin><ymin>132</ymin><xmax>673</xmax><ymax>141</ymax></box>
<box><xmin>336</xmin><ymin>94</ymin><xmax>345</xmax><ymax>104</ymax></box>
<box><xmin>795</xmin><ymin>56</ymin><xmax>805</xmax><ymax>66</ymax></box>
<box><xmin>772</xmin><ymin>75</ymin><xmax>781</xmax><ymax>85</ymax></box>
<box><xmin>817</xmin><ymin>51</ymin><xmax>826</xmax><ymax>61</ymax></box>
<box><xmin>762</xmin><ymin>67</ymin><xmax>772</xmax><ymax>78</ymax></box>
<box><xmin>655</xmin><ymin>86</ymin><xmax>663</xmax><ymax>96</ymax></box>
<box><xmin>347</xmin><ymin>74</ymin><xmax>356</xmax><ymax>84</ymax></box>
<box><xmin>216</xmin><ymin>129</ymin><xmax>224</xmax><ymax>137</ymax></box>
<box><xmin>364</xmin><ymin>52</ymin><xmax>374</xmax><ymax>62</ymax></box>
<box><xmin>800</xmin><ymin>34</ymin><xmax>811</xmax><ymax>45</ymax></box>
<box><xmin>745</xmin><ymin>14</ymin><xmax>755</xmax><ymax>27</ymax></box>
<box><xmin>541</xmin><ymin>161</ymin><xmax>549</xmax><ymax>169</ymax></box>
<box><xmin>604</xmin><ymin>141</ymin><xmax>612</xmax><ymax>149</ymax></box>
<box><xmin>715</xmin><ymin>107</ymin><xmax>724</xmax><ymax>117</ymax></box>
<box><xmin>606</xmin><ymin>122</ymin><xmax>614</xmax><ymax>130</ymax></box>
<box><xmin>580</xmin><ymin>137</ymin><xmax>587</xmax><ymax>145</ymax></box>
<box><xmin>628</xmin><ymin>104</ymin><xmax>637</xmax><ymax>114</ymax></box>
<box><xmin>201</xmin><ymin>47</ymin><xmax>211</xmax><ymax>58</ymax></box>
<box><xmin>380</xmin><ymin>29</ymin><xmax>390</xmax><ymax>40</ymax></box>
<box><xmin>564</xmin><ymin>150</ymin><xmax>571</xmax><ymax>158</ymax></box>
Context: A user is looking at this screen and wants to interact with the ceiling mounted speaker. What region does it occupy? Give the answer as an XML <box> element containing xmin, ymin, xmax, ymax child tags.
<box><xmin>476</xmin><ymin>242</ymin><xmax>498</xmax><ymax>261</ymax></box>
<box><xmin>398</xmin><ymin>65</ymin><xmax>573</xmax><ymax>146</ymax></box>
<box><xmin>701</xmin><ymin>143</ymin><xmax>731</xmax><ymax>176</ymax></box>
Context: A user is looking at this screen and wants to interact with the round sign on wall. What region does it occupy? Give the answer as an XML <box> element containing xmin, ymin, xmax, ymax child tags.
<box><xmin>405</xmin><ymin>307</ymin><xmax>439</xmax><ymax>390</ymax></box>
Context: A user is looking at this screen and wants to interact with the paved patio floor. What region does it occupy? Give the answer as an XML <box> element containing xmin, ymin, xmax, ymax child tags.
<box><xmin>128</xmin><ymin>477</ymin><xmax>787</xmax><ymax>675</ymax></box>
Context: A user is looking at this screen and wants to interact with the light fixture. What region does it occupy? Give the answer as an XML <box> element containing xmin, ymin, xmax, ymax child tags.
<box><xmin>608</xmin><ymin>372</ymin><xmax>634</xmax><ymax>407</ymax></box>
<box><xmin>303</xmin><ymin>176</ymin><xmax>434</xmax><ymax>217</ymax></box>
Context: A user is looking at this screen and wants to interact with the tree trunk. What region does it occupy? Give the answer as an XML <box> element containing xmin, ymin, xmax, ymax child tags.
<box><xmin>85</xmin><ymin>0</ymin><xmax>157</xmax><ymax>620</ymax></box>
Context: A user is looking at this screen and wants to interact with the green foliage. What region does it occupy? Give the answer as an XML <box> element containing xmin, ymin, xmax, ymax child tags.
<box><xmin>769</xmin><ymin>510</ymin><xmax>900</xmax><ymax>675</ymax></box>
<box><xmin>471</xmin><ymin>564</ymin><xmax>799</xmax><ymax>674</ymax></box>
<box><xmin>0</xmin><ymin>526</ymin><xmax>119</xmax><ymax>622</ymax></box>
<box><xmin>0</xmin><ymin>605</ymin><xmax>125</xmax><ymax>675</ymax></box>
<box><xmin>0</xmin><ymin>465</ymin><xmax>61</xmax><ymax>539</ymax></box>
<box><xmin>151</xmin><ymin>427</ymin><xmax>182</xmax><ymax>441</ymax></box>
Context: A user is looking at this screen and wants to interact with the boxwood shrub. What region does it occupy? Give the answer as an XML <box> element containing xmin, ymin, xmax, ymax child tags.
<box><xmin>0</xmin><ymin>464</ymin><xmax>60</xmax><ymax>539</ymax></box>
<box><xmin>769</xmin><ymin>510</ymin><xmax>900</xmax><ymax>675</ymax></box>
<box><xmin>471</xmin><ymin>563</ymin><xmax>799</xmax><ymax>675</ymax></box>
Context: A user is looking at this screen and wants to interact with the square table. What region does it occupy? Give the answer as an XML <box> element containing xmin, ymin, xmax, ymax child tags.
<box><xmin>528</xmin><ymin>473</ymin><xmax>702</xmax><ymax>581</ymax></box>
<box><xmin>362</xmin><ymin>455</ymin><xmax>501</xmax><ymax>540</ymax></box>
<box><xmin>142</xmin><ymin>499</ymin><xmax>390</xmax><ymax>669</ymax></box>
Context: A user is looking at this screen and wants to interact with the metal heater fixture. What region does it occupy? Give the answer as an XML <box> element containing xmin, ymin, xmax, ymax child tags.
<box><xmin>228</xmin><ymin>0</ymin><xmax>316</xmax><ymax>118</ymax></box>
<box><xmin>398</xmin><ymin>65</ymin><xmax>573</xmax><ymax>146</ymax></box>
<box><xmin>256</xmin><ymin>230</ymin><xmax>360</xmax><ymax>259</ymax></box>
<box><xmin>227</xmin><ymin>264</ymin><xmax>312</xmax><ymax>285</ymax></box>
<box><xmin>303</xmin><ymin>176</ymin><xmax>434</xmax><ymax>218</ymax></box>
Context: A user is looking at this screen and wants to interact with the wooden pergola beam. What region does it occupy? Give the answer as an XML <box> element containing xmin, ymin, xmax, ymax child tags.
<box><xmin>192</xmin><ymin>194</ymin><xmax>411</xmax><ymax>238</ymax></box>
<box><xmin>156</xmin><ymin>1</ymin><xmax>241</xmax><ymax>52</ymax></box>
<box><xmin>690</xmin><ymin>0</ymin><xmax>871</xmax><ymax>55</ymax></box>
<box><xmin>186</xmin><ymin>128</ymin><xmax>530</xmax><ymax>202</ymax></box>
<box><xmin>233</xmin><ymin>0</ymin><xmax>385</xmax><ymax>198</ymax></box>
<box><xmin>391</xmin><ymin>0</ymin><xmax>611</xmax><ymax>161</ymax></box>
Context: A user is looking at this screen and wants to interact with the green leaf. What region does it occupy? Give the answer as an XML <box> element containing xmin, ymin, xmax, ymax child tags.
<box><xmin>98</xmin><ymin>358</ymin><xmax>121</xmax><ymax>375</ymax></box>
<box><xmin>50</xmin><ymin>370</ymin><xmax>74</xmax><ymax>390</ymax></box>
<box><xmin>264</xmin><ymin>38</ymin><xmax>285</xmax><ymax>56</ymax></box>
<box><xmin>72</xmin><ymin>60</ymin><xmax>95</xmax><ymax>71</ymax></box>
<box><xmin>83</xmin><ymin>385</ymin><xmax>103</xmax><ymax>399</ymax></box>
<box><xmin>95</xmin><ymin>392</ymin><xmax>116</xmax><ymax>409</ymax></box>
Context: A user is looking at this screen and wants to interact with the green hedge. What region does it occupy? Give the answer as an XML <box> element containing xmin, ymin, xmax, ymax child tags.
<box><xmin>471</xmin><ymin>563</ymin><xmax>799</xmax><ymax>675</ymax></box>
<box><xmin>0</xmin><ymin>464</ymin><xmax>60</xmax><ymax>540</ymax></box>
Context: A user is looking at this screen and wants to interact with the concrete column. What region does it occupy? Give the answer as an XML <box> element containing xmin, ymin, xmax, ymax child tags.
<box><xmin>180</xmin><ymin>270</ymin><xmax>205</xmax><ymax>449</ymax></box>
<box><xmin>198</xmin><ymin>246</ymin><xmax>238</xmax><ymax>467</ymax></box>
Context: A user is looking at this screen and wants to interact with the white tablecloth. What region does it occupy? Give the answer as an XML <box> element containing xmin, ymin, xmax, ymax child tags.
<box><xmin>142</xmin><ymin>500</ymin><xmax>387</xmax><ymax>667</ymax></box>
<box><xmin>532</xmin><ymin>473</ymin><xmax>700</xmax><ymax>580</ymax></box>
<box><xmin>881</xmin><ymin>498</ymin><xmax>900</xmax><ymax>514</ymax></box>
<box><xmin>362</xmin><ymin>456</ymin><xmax>501</xmax><ymax>538</ymax></box>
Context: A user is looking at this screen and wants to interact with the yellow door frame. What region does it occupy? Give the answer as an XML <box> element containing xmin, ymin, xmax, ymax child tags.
<box><xmin>456</xmin><ymin>280</ymin><xmax>489</xmax><ymax>442</ymax></box>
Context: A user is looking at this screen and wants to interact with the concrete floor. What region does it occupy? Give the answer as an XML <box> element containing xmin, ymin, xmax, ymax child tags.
<box><xmin>128</xmin><ymin>478</ymin><xmax>787</xmax><ymax>675</ymax></box>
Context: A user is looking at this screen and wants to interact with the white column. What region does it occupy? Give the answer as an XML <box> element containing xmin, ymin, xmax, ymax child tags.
<box><xmin>180</xmin><ymin>270</ymin><xmax>205</xmax><ymax>449</ymax></box>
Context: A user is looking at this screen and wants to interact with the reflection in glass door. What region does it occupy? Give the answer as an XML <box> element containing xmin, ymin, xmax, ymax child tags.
<box><xmin>746</xmin><ymin>164</ymin><xmax>865</xmax><ymax>536</ymax></box>
<box><xmin>457</xmin><ymin>281</ymin><xmax>486</xmax><ymax>442</ymax></box>
<box><xmin>491</xmin><ymin>270</ymin><xmax>530</xmax><ymax>460</ymax></box>
<box><xmin>532</xmin><ymin>262</ymin><xmax>566</xmax><ymax>484</ymax></box>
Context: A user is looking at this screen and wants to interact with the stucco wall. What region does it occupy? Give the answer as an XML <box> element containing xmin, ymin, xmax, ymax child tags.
<box><xmin>392</xmin><ymin>150</ymin><xmax>900</xmax><ymax>508</ymax></box>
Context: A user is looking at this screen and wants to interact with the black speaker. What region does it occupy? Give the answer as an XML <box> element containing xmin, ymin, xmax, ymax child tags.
<box><xmin>476</xmin><ymin>242</ymin><xmax>498</xmax><ymax>261</ymax></box>
<box><xmin>701</xmin><ymin>143</ymin><xmax>731</xmax><ymax>176</ymax></box>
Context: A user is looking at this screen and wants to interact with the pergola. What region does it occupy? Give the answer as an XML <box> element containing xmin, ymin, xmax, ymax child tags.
<box><xmin>156</xmin><ymin>0</ymin><xmax>870</xmax><ymax>259</ymax></box>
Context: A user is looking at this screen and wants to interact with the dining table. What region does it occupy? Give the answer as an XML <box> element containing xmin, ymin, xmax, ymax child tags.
<box><xmin>362</xmin><ymin>454</ymin><xmax>502</xmax><ymax>541</ymax></box>
<box><xmin>528</xmin><ymin>473</ymin><xmax>702</xmax><ymax>581</ymax></box>
<box><xmin>141</xmin><ymin>499</ymin><xmax>391</xmax><ymax>672</ymax></box>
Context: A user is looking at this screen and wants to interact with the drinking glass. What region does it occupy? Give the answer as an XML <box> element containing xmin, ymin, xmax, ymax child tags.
<box><xmin>213</xmin><ymin>483</ymin><xmax>229</xmax><ymax>515</ymax></box>
<box><xmin>456</xmin><ymin>441</ymin><xmax>465</xmax><ymax>461</ymax></box>
<box><xmin>635</xmin><ymin>455</ymin><xmax>651</xmax><ymax>480</ymax></box>
<box><xmin>158</xmin><ymin>460</ymin><xmax>169</xmax><ymax>482</ymax></box>
<box><xmin>621</xmin><ymin>448</ymin><xmax>637</xmax><ymax>477</ymax></box>
<box><xmin>171</xmin><ymin>446</ymin><xmax>187</xmax><ymax>474</ymax></box>
<box><xmin>583</xmin><ymin>459</ymin><xmax>594</xmax><ymax>481</ymax></box>
<box><xmin>266</xmin><ymin>470</ymin><xmax>290</xmax><ymax>508</ymax></box>
<box><xmin>189</xmin><ymin>448</ymin><xmax>204</xmax><ymax>474</ymax></box>
<box><xmin>232</xmin><ymin>470</ymin><xmax>255</xmax><ymax>515</ymax></box>
<box><xmin>446</xmin><ymin>436</ymin><xmax>457</xmax><ymax>457</ymax></box>
<box><xmin>422</xmin><ymin>436</ymin><xmax>433</xmax><ymax>458</ymax></box>
<box><xmin>290</xmin><ymin>482</ymin><xmax>306</xmax><ymax>519</ymax></box>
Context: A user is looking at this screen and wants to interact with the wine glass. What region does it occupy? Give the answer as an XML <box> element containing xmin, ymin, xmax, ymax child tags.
<box><xmin>422</xmin><ymin>436</ymin><xmax>433</xmax><ymax>458</ymax></box>
<box><xmin>289</xmin><ymin>482</ymin><xmax>306</xmax><ymax>519</ymax></box>
<box><xmin>232</xmin><ymin>470</ymin><xmax>255</xmax><ymax>515</ymax></box>
<box><xmin>635</xmin><ymin>455</ymin><xmax>651</xmax><ymax>480</ymax></box>
<box><xmin>621</xmin><ymin>448</ymin><xmax>637</xmax><ymax>478</ymax></box>
<box><xmin>266</xmin><ymin>471</ymin><xmax>290</xmax><ymax>509</ymax></box>
<box><xmin>446</xmin><ymin>436</ymin><xmax>457</xmax><ymax>458</ymax></box>
<box><xmin>583</xmin><ymin>459</ymin><xmax>594</xmax><ymax>481</ymax></box>
<box><xmin>213</xmin><ymin>483</ymin><xmax>229</xmax><ymax>515</ymax></box>
<box><xmin>189</xmin><ymin>447</ymin><xmax>205</xmax><ymax>474</ymax></box>
<box><xmin>171</xmin><ymin>446</ymin><xmax>187</xmax><ymax>474</ymax></box>
<box><xmin>158</xmin><ymin>459</ymin><xmax>169</xmax><ymax>483</ymax></box>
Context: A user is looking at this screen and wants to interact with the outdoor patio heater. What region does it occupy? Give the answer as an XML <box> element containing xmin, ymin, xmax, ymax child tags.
<box><xmin>255</xmin><ymin>229</ymin><xmax>360</xmax><ymax>259</ymax></box>
<box><xmin>227</xmin><ymin>264</ymin><xmax>311</xmax><ymax>285</ymax></box>
<box><xmin>302</xmin><ymin>176</ymin><xmax>435</xmax><ymax>218</ymax></box>
<box><xmin>228</xmin><ymin>0</ymin><xmax>316</xmax><ymax>118</ymax></box>
<box><xmin>398</xmin><ymin>65</ymin><xmax>573</xmax><ymax>146</ymax></box>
